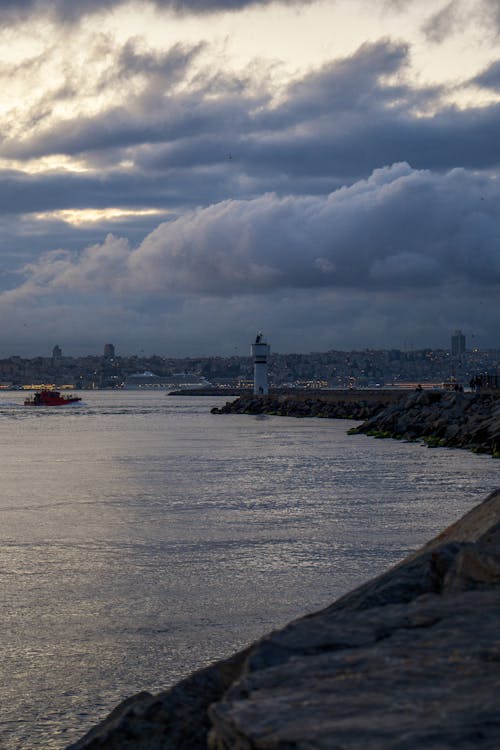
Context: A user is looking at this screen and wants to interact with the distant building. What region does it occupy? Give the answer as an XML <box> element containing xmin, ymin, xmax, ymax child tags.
<box><xmin>451</xmin><ymin>330</ymin><xmax>466</xmax><ymax>356</ymax></box>
<box><xmin>52</xmin><ymin>345</ymin><xmax>62</xmax><ymax>359</ymax></box>
<box><xmin>103</xmin><ymin>343</ymin><xmax>115</xmax><ymax>359</ymax></box>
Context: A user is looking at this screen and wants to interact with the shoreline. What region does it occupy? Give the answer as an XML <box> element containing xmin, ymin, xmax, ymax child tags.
<box><xmin>211</xmin><ymin>389</ymin><xmax>500</xmax><ymax>457</ymax></box>
<box><xmin>210</xmin><ymin>389</ymin><xmax>406</xmax><ymax>420</ymax></box>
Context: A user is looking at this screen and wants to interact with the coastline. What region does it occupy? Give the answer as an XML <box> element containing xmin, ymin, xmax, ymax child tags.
<box><xmin>210</xmin><ymin>389</ymin><xmax>406</xmax><ymax>420</ymax></box>
<box><xmin>68</xmin><ymin>487</ymin><xmax>500</xmax><ymax>749</ymax></box>
<box><xmin>211</xmin><ymin>389</ymin><xmax>500</xmax><ymax>457</ymax></box>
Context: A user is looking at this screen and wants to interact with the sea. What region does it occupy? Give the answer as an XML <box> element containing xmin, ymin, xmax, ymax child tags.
<box><xmin>0</xmin><ymin>390</ymin><xmax>498</xmax><ymax>749</ymax></box>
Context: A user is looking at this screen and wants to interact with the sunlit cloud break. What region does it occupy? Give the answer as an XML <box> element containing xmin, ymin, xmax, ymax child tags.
<box><xmin>33</xmin><ymin>208</ymin><xmax>165</xmax><ymax>226</ymax></box>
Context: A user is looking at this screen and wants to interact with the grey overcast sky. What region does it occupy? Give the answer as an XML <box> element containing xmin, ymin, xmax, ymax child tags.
<box><xmin>0</xmin><ymin>0</ymin><xmax>499</xmax><ymax>356</ymax></box>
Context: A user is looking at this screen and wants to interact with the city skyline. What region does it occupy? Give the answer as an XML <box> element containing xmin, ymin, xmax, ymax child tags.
<box><xmin>0</xmin><ymin>339</ymin><xmax>498</xmax><ymax>390</ymax></box>
<box><xmin>0</xmin><ymin>0</ymin><xmax>499</xmax><ymax>356</ymax></box>
<box><xmin>0</xmin><ymin>331</ymin><xmax>497</xmax><ymax>362</ymax></box>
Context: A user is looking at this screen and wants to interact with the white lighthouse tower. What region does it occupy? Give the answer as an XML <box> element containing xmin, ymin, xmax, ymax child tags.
<box><xmin>251</xmin><ymin>332</ymin><xmax>270</xmax><ymax>395</ymax></box>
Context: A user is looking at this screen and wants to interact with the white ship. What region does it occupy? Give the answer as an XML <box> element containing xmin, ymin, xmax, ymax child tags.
<box><xmin>122</xmin><ymin>371</ymin><xmax>212</xmax><ymax>390</ymax></box>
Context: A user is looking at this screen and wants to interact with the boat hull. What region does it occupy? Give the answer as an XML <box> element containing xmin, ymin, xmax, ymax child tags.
<box><xmin>24</xmin><ymin>390</ymin><xmax>81</xmax><ymax>406</ymax></box>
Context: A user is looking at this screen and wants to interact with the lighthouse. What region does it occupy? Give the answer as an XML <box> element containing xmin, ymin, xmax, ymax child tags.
<box><xmin>251</xmin><ymin>332</ymin><xmax>270</xmax><ymax>395</ymax></box>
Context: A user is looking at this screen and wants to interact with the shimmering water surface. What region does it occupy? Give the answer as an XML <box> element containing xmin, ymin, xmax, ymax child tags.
<box><xmin>0</xmin><ymin>391</ymin><xmax>498</xmax><ymax>749</ymax></box>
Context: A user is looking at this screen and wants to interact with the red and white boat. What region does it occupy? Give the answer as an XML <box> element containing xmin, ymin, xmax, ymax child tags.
<box><xmin>24</xmin><ymin>389</ymin><xmax>81</xmax><ymax>406</ymax></box>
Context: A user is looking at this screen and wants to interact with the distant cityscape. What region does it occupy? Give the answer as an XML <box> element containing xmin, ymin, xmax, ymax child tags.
<box><xmin>0</xmin><ymin>330</ymin><xmax>498</xmax><ymax>391</ymax></box>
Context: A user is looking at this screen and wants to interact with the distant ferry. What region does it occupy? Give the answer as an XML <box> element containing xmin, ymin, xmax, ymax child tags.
<box><xmin>24</xmin><ymin>389</ymin><xmax>82</xmax><ymax>406</ymax></box>
<box><xmin>122</xmin><ymin>371</ymin><xmax>212</xmax><ymax>390</ymax></box>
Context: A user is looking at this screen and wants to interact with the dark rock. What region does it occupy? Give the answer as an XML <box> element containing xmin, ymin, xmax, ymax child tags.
<box><xmin>66</xmin><ymin>650</ymin><xmax>249</xmax><ymax>750</ymax></box>
<box><xmin>208</xmin><ymin>590</ymin><xmax>500</xmax><ymax>750</ymax></box>
<box><xmin>211</xmin><ymin>391</ymin><xmax>402</xmax><ymax>422</ymax></box>
<box><xmin>353</xmin><ymin>391</ymin><xmax>500</xmax><ymax>456</ymax></box>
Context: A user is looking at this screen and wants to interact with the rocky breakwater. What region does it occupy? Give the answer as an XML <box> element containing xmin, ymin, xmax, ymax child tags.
<box><xmin>211</xmin><ymin>390</ymin><xmax>404</xmax><ymax>421</ymax></box>
<box><xmin>351</xmin><ymin>390</ymin><xmax>500</xmax><ymax>457</ymax></box>
<box><xmin>68</xmin><ymin>488</ymin><xmax>500</xmax><ymax>750</ymax></box>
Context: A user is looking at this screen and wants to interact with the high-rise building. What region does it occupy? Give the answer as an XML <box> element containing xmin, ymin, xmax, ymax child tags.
<box><xmin>103</xmin><ymin>343</ymin><xmax>115</xmax><ymax>359</ymax></box>
<box><xmin>451</xmin><ymin>330</ymin><xmax>466</xmax><ymax>356</ymax></box>
<box><xmin>52</xmin><ymin>345</ymin><xmax>62</xmax><ymax>359</ymax></box>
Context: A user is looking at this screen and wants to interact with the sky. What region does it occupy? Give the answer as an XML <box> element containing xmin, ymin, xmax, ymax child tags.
<box><xmin>1</xmin><ymin>0</ymin><xmax>499</xmax><ymax>357</ymax></box>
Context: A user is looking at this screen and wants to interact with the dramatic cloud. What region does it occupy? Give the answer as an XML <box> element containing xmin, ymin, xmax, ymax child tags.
<box><xmin>0</xmin><ymin>0</ymin><xmax>498</xmax><ymax>355</ymax></box>
<box><xmin>2</xmin><ymin>39</ymin><xmax>500</xmax><ymax>219</ymax></box>
<box><xmin>0</xmin><ymin>0</ymin><xmax>310</xmax><ymax>23</ymax></box>
<box><xmin>13</xmin><ymin>164</ymin><xmax>499</xmax><ymax>300</ymax></box>
<box><xmin>0</xmin><ymin>39</ymin><xmax>416</xmax><ymax>163</ymax></box>
<box><xmin>1</xmin><ymin>159</ymin><xmax>495</xmax><ymax>355</ymax></box>
<box><xmin>473</xmin><ymin>60</ymin><xmax>500</xmax><ymax>92</ymax></box>
<box><xmin>421</xmin><ymin>0</ymin><xmax>500</xmax><ymax>42</ymax></box>
<box><xmin>421</xmin><ymin>2</ymin><xmax>462</xmax><ymax>44</ymax></box>
<box><xmin>480</xmin><ymin>0</ymin><xmax>500</xmax><ymax>34</ymax></box>
<box><xmin>1</xmin><ymin>0</ymin><xmax>497</xmax><ymax>33</ymax></box>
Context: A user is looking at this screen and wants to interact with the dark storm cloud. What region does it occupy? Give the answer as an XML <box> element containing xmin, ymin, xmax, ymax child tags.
<box><xmin>6</xmin><ymin>40</ymin><xmax>413</xmax><ymax>164</ymax></box>
<box><xmin>3</xmin><ymin>39</ymin><xmax>500</xmax><ymax>222</ymax></box>
<box><xmin>473</xmin><ymin>59</ymin><xmax>500</xmax><ymax>91</ymax></box>
<box><xmin>3</xmin><ymin>159</ymin><xmax>499</xmax><ymax>350</ymax></box>
<box><xmin>113</xmin><ymin>39</ymin><xmax>204</xmax><ymax>80</ymax></box>
<box><xmin>0</xmin><ymin>37</ymin><xmax>206</xmax><ymax>151</ymax></box>
<box><xmin>124</xmin><ymin>164</ymin><xmax>500</xmax><ymax>296</ymax></box>
<box><xmin>3</xmin><ymin>93</ymin><xmax>254</xmax><ymax>160</ymax></box>
<box><xmin>421</xmin><ymin>2</ymin><xmax>461</xmax><ymax>44</ymax></box>
<box><xmin>480</xmin><ymin>0</ymin><xmax>500</xmax><ymax>34</ymax></box>
<box><xmin>0</xmin><ymin>165</ymin><xmax>238</xmax><ymax>215</ymax></box>
<box><xmin>420</xmin><ymin>0</ymin><xmax>500</xmax><ymax>43</ymax></box>
<box><xmin>152</xmin><ymin>0</ymin><xmax>312</xmax><ymax>10</ymax></box>
<box><xmin>0</xmin><ymin>34</ymin><xmax>257</xmax><ymax>162</ymax></box>
<box><xmin>84</xmin><ymin>38</ymin><xmax>206</xmax><ymax>100</ymax></box>
<box><xmin>13</xmin><ymin>164</ymin><xmax>500</xmax><ymax>302</ymax></box>
<box><xmin>271</xmin><ymin>39</ymin><xmax>411</xmax><ymax>118</ymax></box>
<box><xmin>0</xmin><ymin>0</ymin><xmax>309</xmax><ymax>23</ymax></box>
<box><xmin>5</xmin><ymin>41</ymin><xmax>500</xmax><ymax>184</ymax></box>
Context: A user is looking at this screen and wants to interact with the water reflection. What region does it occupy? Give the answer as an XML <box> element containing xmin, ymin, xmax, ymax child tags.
<box><xmin>0</xmin><ymin>392</ymin><xmax>498</xmax><ymax>748</ymax></box>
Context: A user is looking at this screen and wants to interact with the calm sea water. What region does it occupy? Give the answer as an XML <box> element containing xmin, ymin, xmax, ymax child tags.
<box><xmin>0</xmin><ymin>391</ymin><xmax>498</xmax><ymax>749</ymax></box>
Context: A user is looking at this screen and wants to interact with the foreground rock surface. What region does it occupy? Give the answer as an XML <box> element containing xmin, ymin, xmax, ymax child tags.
<box><xmin>68</xmin><ymin>488</ymin><xmax>500</xmax><ymax>750</ymax></box>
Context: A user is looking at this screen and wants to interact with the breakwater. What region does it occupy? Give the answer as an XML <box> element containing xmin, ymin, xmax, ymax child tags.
<box><xmin>211</xmin><ymin>389</ymin><xmax>405</xmax><ymax>420</ymax></box>
<box><xmin>211</xmin><ymin>389</ymin><xmax>500</xmax><ymax>457</ymax></box>
<box><xmin>351</xmin><ymin>389</ymin><xmax>500</xmax><ymax>457</ymax></box>
<box><xmin>68</xmin><ymin>488</ymin><xmax>500</xmax><ymax>749</ymax></box>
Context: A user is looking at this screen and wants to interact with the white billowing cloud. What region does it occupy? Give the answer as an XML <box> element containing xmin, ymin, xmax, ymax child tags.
<box><xmin>9</xmin><ymin>163</ymin><xmax>500</xmax><ymax>308</ymax></box>
<box><xmin>19</xmin><ymin>234</ymin><xmax>131</xmax><ymax>295</ymax></box>
<box><xmin>125</xmin><ymin>163</ymin><xmax>500</xmax><ymax>295</ymax></box>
